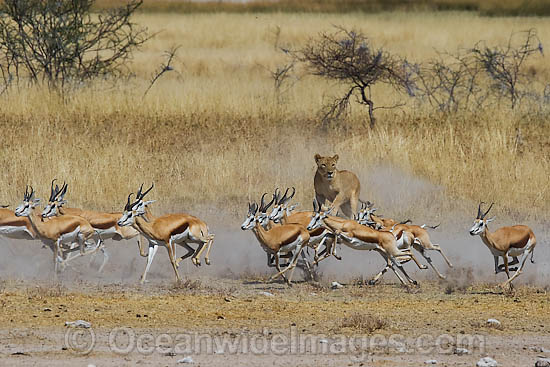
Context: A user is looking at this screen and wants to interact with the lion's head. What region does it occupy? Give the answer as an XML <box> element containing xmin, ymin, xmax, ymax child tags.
<box><xmin>314</xmin><ymin>154</ymin><xmax>339</xmax><ymax>181</ymax></box>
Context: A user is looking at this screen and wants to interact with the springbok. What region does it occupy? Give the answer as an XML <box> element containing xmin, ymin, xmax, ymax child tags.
<box><xmin>41</xmin><ymin>180</ymin><xmax>148</xmax><ymax>269</ymax></box>
<box><xmin>14</xmin><ymin>186</ymin><xmax>101</xmax><ymax>277</ymax></box>
<box><xmin>241</xmin><ymin>194</ymin><xmax>310</xmax><ymax>286</ymax></box>
<box><xmin>269</xmin><ymin>188</ymin><xmax>337</xmax><ymax>264</ymax></box>
<box><xmin>356</xmin><ymin>212</ymin><xmax>452</xmax><ymax>280</ymax></box>
<box><xmin>307</xmin><ymin>200</ymin><xmax>426</xmax><ymax>285</ymax></box>
<box><xmin>469</xmin><ymin>202</ymin><xmax>536</xmax><ymax>289</ymax></box>
<box><xmin>0</xmin><ymin>204</ymin><xmax>36</xmax><ymax>240</ymax></box>
<box><xmin>117</xmin><ymin>185</ymin><xmax>214</xmax><ymax>283</ymax></box>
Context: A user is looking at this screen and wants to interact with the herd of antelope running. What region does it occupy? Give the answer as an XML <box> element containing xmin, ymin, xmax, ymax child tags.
<box><xmin>0</xmin><ymin>154</ymin><xmax>538</xmax><ymax>290</ymax></box>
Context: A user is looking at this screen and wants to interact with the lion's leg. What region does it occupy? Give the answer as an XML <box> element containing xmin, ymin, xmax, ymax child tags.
<box><xmin>330</xmin><ymin>194</ymin><xmax>347</xmax><ymax>217</ymax></box>
<box><xmin>350</xmin><ymin>189</ymin><xmax>359</xmax><ymax>218</ymax></box>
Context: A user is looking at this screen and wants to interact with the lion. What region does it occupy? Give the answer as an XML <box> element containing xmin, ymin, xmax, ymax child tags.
<box><xmin>313</xmin><ymin>154</ymin><xmax>362</xmax><ymax>218</ymax></box>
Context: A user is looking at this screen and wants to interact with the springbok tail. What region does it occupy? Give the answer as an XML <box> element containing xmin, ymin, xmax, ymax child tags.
<box><xmin>530</xmin><ymin>247</ymin><xmax>535</xmax><ymax>264</ymax></box>
<box><xmin>0</xmin><ymin>204</ymin><xmax>8</xmax><ymax>208</ymax></box>
<box><xmin>400</xmin><ymin>219</ymin><xmax>412</xmax><ymax>224</ymax></box>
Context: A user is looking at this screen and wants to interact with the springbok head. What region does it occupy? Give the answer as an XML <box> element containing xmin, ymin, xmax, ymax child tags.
<box><xmin>41</xmin><ymin>179</ymin><xmax>68</xmax><ymax>218</ymax></box>
<box><xmin>15</xmin><ymin>186</ymin><xmax>41</xmax><ymax>217</ymax></box>
<box><xmin>469</xmin><ymin>202</ymin><xmax>495</xmax><ymax>236</ymax></box>
<box><xmin>306</xmin><ymin>199</ymin><xmax>333</xmax><ymax>231</ymax></box>
<box><xmin>268</xmin><ymin>187</ymin><xmax>296</xmax><ymax>222</ymax></box>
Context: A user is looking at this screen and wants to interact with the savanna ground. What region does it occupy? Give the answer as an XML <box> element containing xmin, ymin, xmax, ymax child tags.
<box><xmin>0</xmin><ymin>1</ymin><xmax>550</xmax><ymax>365</ymax></box>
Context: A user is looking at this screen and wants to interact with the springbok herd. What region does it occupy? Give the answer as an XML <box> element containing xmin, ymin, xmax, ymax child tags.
<box><xmin>0</xmin><ymin>155</ymin><xmax>538</xmax><ymax>290</ymax></box>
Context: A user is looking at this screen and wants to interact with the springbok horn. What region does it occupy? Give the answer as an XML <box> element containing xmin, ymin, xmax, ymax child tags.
<box><xmin>24</xmin><ymin>185</ymin><xmax>29</xmax><ymax>201</ymax></box>
<box><xmin>259</xmin><ymin>193</ymin><xmax>267</xmax><ymax>212</ymax></box>
<box><xmin>313</xmin><ymin>199</ymin><xmax>318</xmax><ymax>212</ymax></box>
<box><xmin>477</xmin><ymin>202</ymin><xmax>485</xmax><ymax>219</ymax></box>
<box><xmin>482</xmin><ymin>202</ymin><xmax>494</xmax><ymax>219</ymax></box>
<box><xmin>136</xmin><ymin>183</ymin><xmax>144</xmax><ymax>199</ymax></box>
<box><xmin>29</xmin><ymin>186</ymin><xmax>35</xmax><ymax>200</ymax></box>
<box><xmin>287</xmin><ymin>187</ymin><xmax>296</xmax><ymax>202</ymax></box>
<box><xmin>279</xmin><ymin>188</ymin><xmax>290</xmax><ymax>204</ymax></box>
<box><xmin>142</xmin><ymin>182</ymin><xmax>154</xmax><ymax>197</ymax></box>
<box><xmin>264</xmin><ymin>193</ymin><xmax>276</xmax><ymax>212</ymax></box>
<box><xmin>58</xmin><ymin>182</ymin><xmax>68</xmax><ymax>200</ymax></box>
<box><xmin>125</xmin><ymin>193</ymin><xmax>134</xmax><ymax>211</ymax></box>
<box><xmin>50</xmin><ymin>179</ymin><xmax>58</xmax><ymax>201</ymax></box>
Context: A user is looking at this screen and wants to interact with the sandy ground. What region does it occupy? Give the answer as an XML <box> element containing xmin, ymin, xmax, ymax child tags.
<box><xmin>0</xmin><ymin>277</ymin><xmax>549</xmax><ymax>367</ymax></box>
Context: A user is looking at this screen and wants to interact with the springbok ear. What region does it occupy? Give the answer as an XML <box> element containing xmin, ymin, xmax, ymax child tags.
<box><xmin>288</xmin><ymin>203</ymin><xmax>299</xmax><ymax>212</ymax></box>
<box><xmin>59</xmin><ymin>199</ymin><xmax>67</xmax><ymax>206</ymax></box>
<box><xmin>320</xmin><ymin>204</ymin><xmax>330</xmax><ymax>212</ymax></box>
<box><xmin>486</xmin><ymin>216</ymin><xmax>496</xmax><ymax>223</ymax></box>
<box><xmin>325</xmin><ymin>206</ymin><xmax>335</xmax><ymax>215</ymax></box>
<box><xmin>332</xmin><ymin>154</ymin><xmax>339</xmax><ymax>163</ymax></box>
<box><xmin>314</xmin><ymin>154</ymin><xmax>321</xmax><ymax>163</ymax></box>
<box><xmin>32</xmin><ymin>198</ymin><xmax>41</xmax><ymax>205</ymax></box>
<box><xmin>143</xmin><ymin>200</ymin><xmax>156</xmax><ymax>206</ymax></box>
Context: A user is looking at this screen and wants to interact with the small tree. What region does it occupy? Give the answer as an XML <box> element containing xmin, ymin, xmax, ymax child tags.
<box><xmin>471</xmin><ymin>28</ymin><xmax>543</xmax><ymax>109</ymax></box>
<box><xmin>296</xmin><ymin>27</ymin><xmax>414</xmax><ymax>128</ymax></box>
<box><xmin>0</xmin><ymin>0</ymin><xmax>148</xmax><ymax>92</ymax></box>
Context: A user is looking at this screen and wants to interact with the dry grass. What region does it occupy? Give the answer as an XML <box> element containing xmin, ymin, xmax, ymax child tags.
<box><xmin>338</xmin><ymin>313</ymin><xmax>388</xmax><ymax>333</ymax></box>
<box><xmin>0</xmin><ymin>12</ymin><xmax>548</xmax><ymax>222</ymax></box>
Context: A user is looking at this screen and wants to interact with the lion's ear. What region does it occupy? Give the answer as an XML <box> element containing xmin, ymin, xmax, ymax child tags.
<box><xmin>314</xmin><ymin>154</ymin><xmax>321</xmax><ymax>163</ymax></box>
<box><xmin>332</xmin><ymin>154</ymin><xmax>339</xmax><ymax>163</ymax></box>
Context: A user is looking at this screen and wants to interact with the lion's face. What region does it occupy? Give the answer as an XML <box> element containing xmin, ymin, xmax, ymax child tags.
<box><xmin>314</xmin><ymin>154</ymin><xmax>339</xmax><ymax>181</ymax></box>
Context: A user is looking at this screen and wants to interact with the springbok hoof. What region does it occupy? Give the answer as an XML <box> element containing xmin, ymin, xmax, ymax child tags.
<box><xmin>412</xmin><ymin>280</ymin><xmax>418</xmax><ymax>285</ymax></box>
<box><xmin>335</xmin><ymin>255</ymin><xmax>342</xmax><ymax>261</ymax></box>
<box><xmin>367</xmin><ymin>279</ymin><xmax>377</xmax><ymax>286</ymax></box>
<box><xmin>205</xmin><ymin>259</ymin><xmax>211</xmax><ymax>265</ymax></box>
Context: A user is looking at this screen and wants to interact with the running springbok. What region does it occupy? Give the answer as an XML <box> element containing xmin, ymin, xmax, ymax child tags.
<box><xmin>307</xmin><ymin>200</ymin><xmax>427</xmax><ymax>285</ymax></box>
<box><xmin>0</xmin><ymin>204</ymin><xmax>36</xmax><ymax>240</ymax></box>
<box><xmin>268</xmin><ymin>187</ymin><xmax>337</xmax><ymax>264</ymax></box>
<box><xmin>42</xmin><ymin>180</ymin><xmax>148</xmax><ymax>268</ymax></box>
<box><xmin>241</xmin><ymin>194</ymin><xmax>310</xmax><ymax>286</ymax></box>
<box><xmin>14</xmin><ymin>186</ymin><xmax>101</xmax><ymax>277</ymax></box>
<box><xmin>117</xmin><ymin>185</ymin><xmax>214</xmax><ymax>283</ymax></box>
<box><xmin>469</xmin><ymin>202</ymin><xmax>536</xmax><ymax>289</ymax></box>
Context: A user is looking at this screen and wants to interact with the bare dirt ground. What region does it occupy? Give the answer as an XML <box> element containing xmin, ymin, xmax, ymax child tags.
<box><xmin>0</xmin><ymin>276</ymin><xmax>549</xmax><ymax>367</ymax></box>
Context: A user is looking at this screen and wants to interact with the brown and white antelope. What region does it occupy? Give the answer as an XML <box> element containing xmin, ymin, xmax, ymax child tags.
<box><xmin>469</xmin><ymin>202</ymin><xmax>536</xmax><ymax>289</ymax></box>
<box><xmin>117</xmin><ymin>185</ymin><xmax>214</xmax><ymax>283</ymax></box>
<box><xmin>268</xmin><ymin>188</ymin><xmax>337</xmax><ymax>264</ymax></box>
<box><xmin>307</xmin><ymin>200</ymin><xmax>427</xmax><ymax>285</ymax></box>
<box><xmin>0</xmin><ymin>204</ymin><xmax>36</xmax><ymax>240</ymax></box>
<box><xmin>241</xmin><ymin>194</ymin><xmax>310</xmax><ymax>286</ymax></box>
<box><xmin>41</xmin><ymin>180</ymin><xmax>148</xmax><ymax>270</ymax></box>
<box><xmin>14</xmin><ymin>186</ymin><xmax>102</xmax><ymax>276</ymax></box>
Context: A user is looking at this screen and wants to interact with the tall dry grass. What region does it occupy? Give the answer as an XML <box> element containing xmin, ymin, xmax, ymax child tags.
<box><xmin>0</xmin><ymin>12</ymin><xmax>548</xmax><ymax>222</ymax></box>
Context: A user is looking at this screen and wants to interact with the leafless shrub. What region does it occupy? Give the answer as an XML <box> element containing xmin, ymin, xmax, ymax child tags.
<box><xmin>295</xmin><ymin>27</ymin><xmax>414</xmax><ymax>128</ymax></box>
<box><xmin>339</xmin><ymin>313</ymin><xmax>387</xmax><ymax>333</ymax></box>
<box><xmin>471</xmin><ymin>28</ymin><xmax>544</xmax><ymax>109</ymax></box>
<box><xmin>410</xmin><ymin>51</ymin><xmax>487</xmax><ymax>113</ymax></box>
<box><xmin>0</xmin><ymin>0</ymin><xmax>148</xmax><ymax>92</ymax></box>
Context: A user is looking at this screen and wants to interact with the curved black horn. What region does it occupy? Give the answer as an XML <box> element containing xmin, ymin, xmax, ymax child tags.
<box><xmin>279</xmin><ymin>188</ymin><xmax>290</xmax><ymax>204</ymax></box>
<box><xmin>124</xmin><ymin>193</ymin><xmax>134</xmax><ymax>211</ymax></box>
<box><xmin>259</xmin><ymin>193</ymin><xmax>267</xmax><ymax>212</ymax></box>
<box><xmin>49</xmin><ymin>179</ymin><xmax>58</xmax><ymax>201</ymax></box>
<box><xmin>142</xmin><ymin>182</ymin><xmax>154</xmax><ymax>197</ymax></box>
<box><xmin>477</xmin><ymin>202</ymin><xmax>485</xmax><ymax>219</ymax></box>
<box><xmin>482</xmin><ymin>202</ymin><xmax>494</xmax><ymax>219</ymax></box>
<box><xmin>24</xmin><ymin>185</ymin><xmax>29</xmax><ymax>201</ymax></box>
<box><xmin>262</xmin><ymin>193</ymin><xmax>276</xmax><ymax>212</ymax></box>
<box><xmin>287</xmin><ymin>187</ymin><xmax>296</xmax><ymax>201</ymax></box>
<box><xmin>58</xmin><ymin>182</ymin><xmax>68</xmax><ymax>200</ymax></box>
<box><xmin>28</xmin><ymin>186</ymin><xmax>35</xmax><ymax>200</ymax></box>
<box><xmin>313</xmin><ymin>199</ymin><xmax>318</xmax><ymax>212</ymax></box>
<box><xmin>136</xmin><ymin>183</ymin><xmax>144</xmax><ymax>199</ymax></box>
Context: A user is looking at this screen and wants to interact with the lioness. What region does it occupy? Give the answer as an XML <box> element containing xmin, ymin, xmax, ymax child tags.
<box><xmin>314</xmin><ymin>154</ymin><xmax>362</xmax><ymax>218</ymax></box>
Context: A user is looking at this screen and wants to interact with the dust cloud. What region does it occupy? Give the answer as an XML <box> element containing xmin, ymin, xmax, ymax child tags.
<box><xmin>0</xmin><ymin>164</ymin><xmax>547</xmax><ymax>286</ymax></box>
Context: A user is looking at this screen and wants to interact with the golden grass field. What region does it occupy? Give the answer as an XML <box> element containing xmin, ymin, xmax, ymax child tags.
<box><xmin>0</xmin><ymin>10</ymin><xmax>548</xmax><ymax>223</ymax></box>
